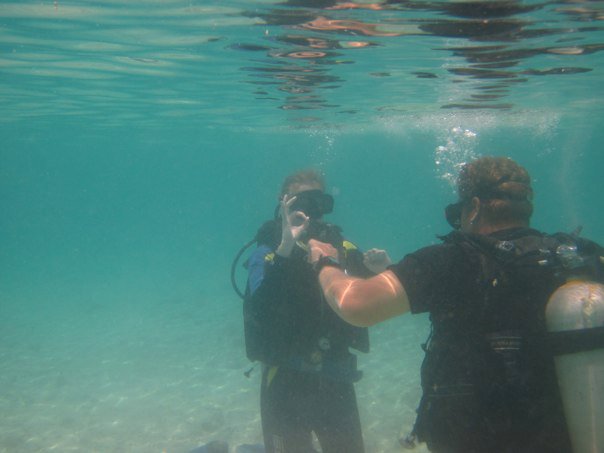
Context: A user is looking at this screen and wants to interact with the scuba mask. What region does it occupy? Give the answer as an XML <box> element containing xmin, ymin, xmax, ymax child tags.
<box><xmin>445</xmin><ymin>201</ymin><xmax>464</xmax><ymax>230</ymax></box>
<box><xmin>289</xmin><ymin>189</ymin><xmax>334</xmax><ymax>219</ymax></box>
<box><xmin>445</xmin><ymin>182</ymin><xmax>531</xmax><ymax>230</ymax></box>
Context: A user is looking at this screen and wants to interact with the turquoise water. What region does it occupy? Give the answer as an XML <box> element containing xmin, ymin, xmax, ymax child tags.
<box><xmin>1</xmin><ymin>1</ymin><xmax>603</xmax><ymax>452</ymax></box>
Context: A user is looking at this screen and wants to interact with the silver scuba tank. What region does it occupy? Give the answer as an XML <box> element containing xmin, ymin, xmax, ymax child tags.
<box><xmin>546</xmin><ymin>279</ymin><xmax>604</xmax><ymax>453</ymax></box>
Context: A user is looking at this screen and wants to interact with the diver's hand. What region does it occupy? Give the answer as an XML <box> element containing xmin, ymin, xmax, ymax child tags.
<box><xmin>276</xmin><ymin>194</ymin><xmax>310</xmax><ymax>258</ymax></box>
<box><xmin>363</xmin><ymin>248</ymin><xmax>392</xmax><ymax>274</ymax></box>
<box><xmin>308</xmin><ymin>239</ymin><xmax>339</xmax><ymax>265</ymax></box>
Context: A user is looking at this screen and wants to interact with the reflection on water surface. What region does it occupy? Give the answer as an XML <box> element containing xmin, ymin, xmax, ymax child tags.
<box><xmin>0</xmin><ymin>0</ymin><xmax>603</xmax><ymax>126</ymax></box>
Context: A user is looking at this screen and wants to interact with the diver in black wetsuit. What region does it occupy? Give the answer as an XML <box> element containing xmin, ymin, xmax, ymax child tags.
<box><xmin>308</xmin><ymin>156</ymin><xmax>604</xmax><ymax>453</ymax></box>
<box><xmin>244</xmin><ymin>169</ymin><xmax>374</xmax><ymax>453</ymax></box>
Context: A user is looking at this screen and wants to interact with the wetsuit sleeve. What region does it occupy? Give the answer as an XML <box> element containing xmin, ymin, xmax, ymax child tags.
<box><xmin>247</xmin><ymin>244</ymin><xmax>273</xmax><ymax>295</ymax></box>
<box><xmin>388</xmin><ymin>244</ymin><xmax>465</xmax><ymax>314</ymax></box>
<box><xmin>248</xmin><ymin>244</ymin><xmax>298</xmax><ymax>297</ymax></box>
<box><xmin>244</xmin><ymin>246</ymin><xmax>297</xmax><ymax>364</ymax></box>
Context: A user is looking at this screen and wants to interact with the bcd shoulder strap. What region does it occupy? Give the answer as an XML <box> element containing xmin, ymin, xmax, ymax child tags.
<box><xmin>443</xmin><ymin>229</ymin><xmax>603</xmax><ymax>282</ymax></box>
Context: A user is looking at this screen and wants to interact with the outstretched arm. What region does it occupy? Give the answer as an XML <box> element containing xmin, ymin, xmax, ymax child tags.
<box><xmin>309</xmin><ymin>239</ymin><xmax>410</xmax><ymax>327</ymax></box>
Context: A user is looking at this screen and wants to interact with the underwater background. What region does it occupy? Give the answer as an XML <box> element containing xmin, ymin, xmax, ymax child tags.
<box><xmin>1</xmin><ymin>1</ymin><xmax>603</xmax><ymax>452</ymax></box>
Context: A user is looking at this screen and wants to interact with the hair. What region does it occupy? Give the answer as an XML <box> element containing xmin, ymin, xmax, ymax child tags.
<box><xmin>280</xmin><ymin>168</ymin><xmax>326</xmax><ymax>197</ymax></box>
<box><xmin>457</xmin><ymin>156</ymin><xmax>534</xmax><ymax>224</ymax></box>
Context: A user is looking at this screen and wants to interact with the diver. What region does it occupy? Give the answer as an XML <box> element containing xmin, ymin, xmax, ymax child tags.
<box><xmin>306</xmin><ymin>156</ymin><xmax>604</xmax><ymax>452</ymax></box>
<box><xmin>239</xmin><ymin>169</ymin><xmax>376</xmax><ymax>453</ymax></box>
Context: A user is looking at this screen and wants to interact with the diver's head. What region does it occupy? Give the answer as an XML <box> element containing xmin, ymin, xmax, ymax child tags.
<box><xmin>281</xmin><ymin>168</ymin><xmax>325</xmax><ymax>198</ymax></box>
<box><xmin>445</xmin><ymin>156</ymin><xmax>533</xmax><ymax>233</ymax></box>
<box><xmin>279</xmin><ymin>169</ymin><xmax>333</xmax><ymax>220</ymax></box>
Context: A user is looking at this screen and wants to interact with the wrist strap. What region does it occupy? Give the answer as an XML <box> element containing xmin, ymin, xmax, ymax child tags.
<box><xmin>314</xmin><ymin>255</ymin><xmax>342</xmax><ymax>273</ymax></box>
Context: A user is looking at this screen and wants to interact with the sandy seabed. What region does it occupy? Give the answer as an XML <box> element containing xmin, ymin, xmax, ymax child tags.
<box><xmin>1</xmin><ymin>294</ymin><xmax>430</xmax><ymax>453</ymax></box>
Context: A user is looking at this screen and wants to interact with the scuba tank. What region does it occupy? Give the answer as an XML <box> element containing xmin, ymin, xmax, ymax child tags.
<box><xmin>545</xmin><ymin>243</ymin><xmax>604</xmax><ymax>453</ymax></box>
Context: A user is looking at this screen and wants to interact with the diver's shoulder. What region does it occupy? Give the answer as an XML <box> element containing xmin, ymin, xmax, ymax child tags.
<box><xmin>249</xmin><ymin>244</ymin><xmax>274</xmax><ymax>262</ymax></box>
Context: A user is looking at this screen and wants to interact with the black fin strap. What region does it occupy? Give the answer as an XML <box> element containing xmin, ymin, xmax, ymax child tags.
<box><xmin>548</xmin><ymin>325</ymin><xmax>604</xmax><ymax>356</ymax></box>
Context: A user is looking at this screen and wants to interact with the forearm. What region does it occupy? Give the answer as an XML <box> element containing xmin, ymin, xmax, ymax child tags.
<box><xmin>318</xmin><ymin>267</ymin><xmax>410</xmax><ymax>327</ymax></box>
<box><xmin>276</xmin><ymin>238</ymin><xmax>295</xmax><ymax>257</ymax></box>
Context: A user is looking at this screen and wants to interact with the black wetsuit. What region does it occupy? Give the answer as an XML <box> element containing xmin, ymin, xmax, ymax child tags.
<box><xmin>246</xmin><ymin>231</ymin><xmax>370</xmax><ymax>453</ymax></box>
<box><xmin>389</xmin><ymin>227</ymin><xmax>591</xmax><ymax>453</ymax></box>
